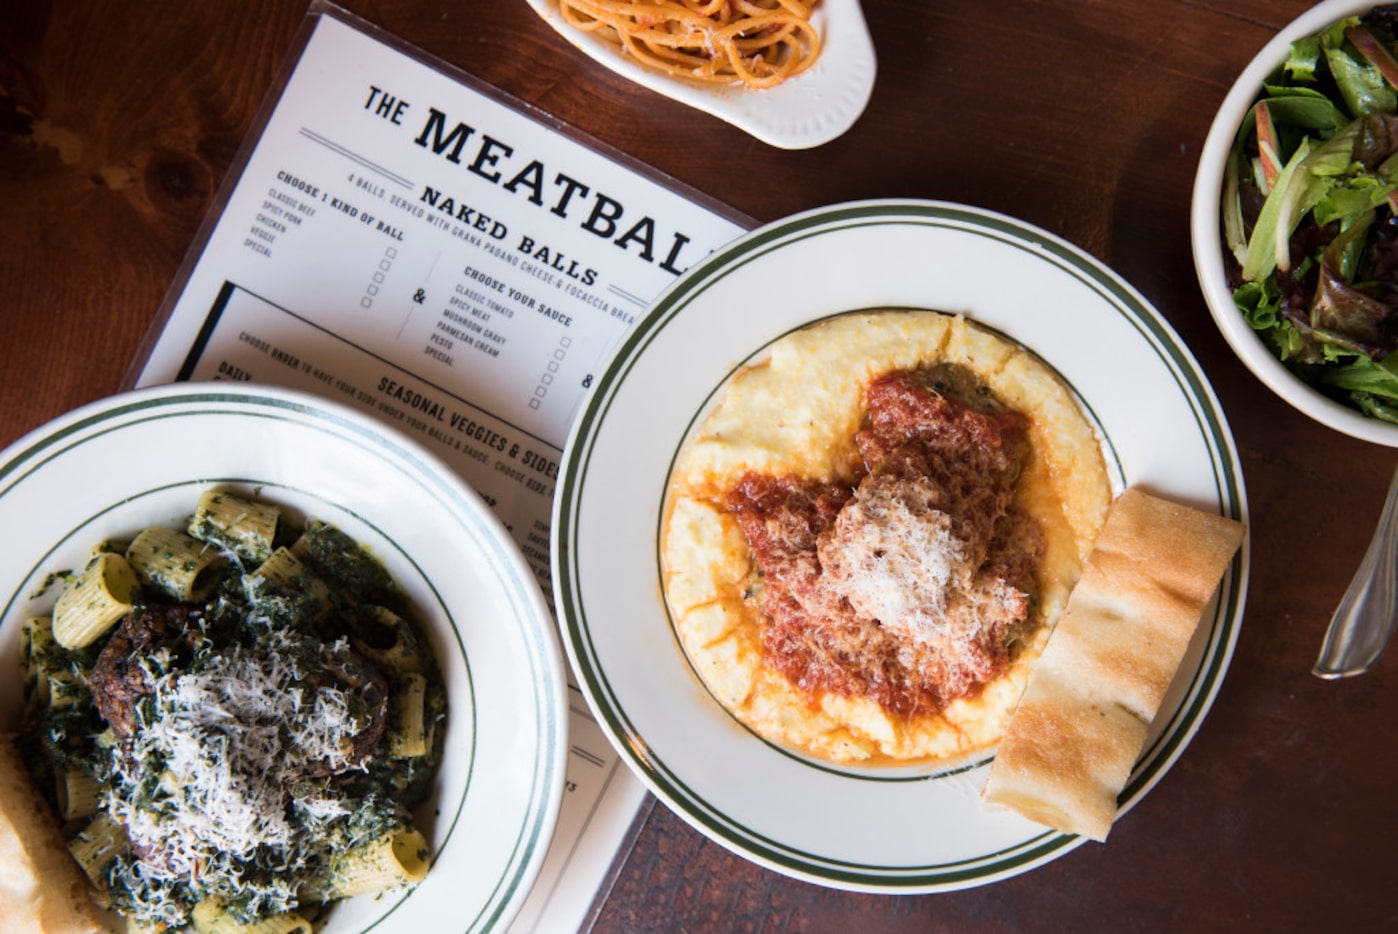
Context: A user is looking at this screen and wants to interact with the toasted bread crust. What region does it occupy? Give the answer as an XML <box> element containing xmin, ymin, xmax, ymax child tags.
<box><xmin>982</xmin><ymin>488</ymin><xmax>1245</xmax><ymax>840</ymax></box>
<box><xmin>0</xmin><ymin>734</ymin><xmax>104</xmax><ymax>933</ymax></box>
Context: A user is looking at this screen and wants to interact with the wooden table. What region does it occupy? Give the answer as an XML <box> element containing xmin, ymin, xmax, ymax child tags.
<box><xmin>3</xmin><ymin>1</ymin><xmax>1394</xmax><ymax>930</ymax></box>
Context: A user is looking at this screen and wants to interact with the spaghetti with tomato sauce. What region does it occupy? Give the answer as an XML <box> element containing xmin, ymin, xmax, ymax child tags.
<box><xmin>557</xmin><ymin>0</ymin><xmax>822</xmax><ymax>89</ymax></box>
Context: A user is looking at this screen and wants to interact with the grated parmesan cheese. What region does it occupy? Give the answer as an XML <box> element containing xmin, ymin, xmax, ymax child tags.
<box><xmin>107</xmin><ymin>633</ymin><xmax>367</xmax><ymax>884</ymax></box>
<box><xmin>819</xmin><ymin>471</ymin><xmax>968</xmax><ymax>643</ymax></box>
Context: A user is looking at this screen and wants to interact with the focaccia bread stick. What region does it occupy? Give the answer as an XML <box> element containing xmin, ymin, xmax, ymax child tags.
<box><xmin>981</xmin><ymin>487</ymin><xmax>1245</xmax><ymax>841</ymax></box>
<box><xmin>0</xmin><ymin>733</ymin><xmax>105</xmax><ymax>933</ymax></box>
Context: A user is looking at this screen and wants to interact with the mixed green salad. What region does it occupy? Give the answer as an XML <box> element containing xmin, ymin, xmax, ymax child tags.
<box><xmin>1225</xmin><ymin>4</ymin><xmax>1398</xmax><ymax>423</ymax></box>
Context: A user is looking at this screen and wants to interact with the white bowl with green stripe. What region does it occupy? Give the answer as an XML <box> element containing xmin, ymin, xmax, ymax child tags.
<box><xmin>553</xmin><ymin>200</ymin><xmax>1249</xmax><ymax>891</ymax></box>
<box><xmin>0</xmin><ymin>382</ymin><xmax>567</xmax><ymax>931</ymax></box>
<box><xmin>1191</xmin><ymin>0</ymin><xmax>1398</xmax><ymax>446</ymax></box>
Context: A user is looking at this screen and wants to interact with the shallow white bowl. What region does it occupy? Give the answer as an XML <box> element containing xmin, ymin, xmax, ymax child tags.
<box><xmin>0</xmin><ymin>383</ymin><xmax>568</xmax><ymax>932</ymax></box>
<box><xmin>1191</xmin><ymin>0</ymin><xmax>1398</xmax><ymax>447</ymax></box>
<box><xmin>524</xmin><ymin>0</ymin><xmax>876</xmax><ymax>149</ymax></box>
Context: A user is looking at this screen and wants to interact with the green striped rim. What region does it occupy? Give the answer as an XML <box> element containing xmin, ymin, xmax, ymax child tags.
<box><xmin>555</xmin><ymin>201</ymin><xmax>1247</xmax><ymax>889</ymax></box>
<box><xmin>0</xmin><ymin>386</ymin><xmax>566</xmax><ymax>930</ymax></box>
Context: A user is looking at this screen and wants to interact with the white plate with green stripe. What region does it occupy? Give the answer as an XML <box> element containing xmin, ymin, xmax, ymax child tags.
<box><xmin>0</xmin><ymin>383</ymin><xmax>567</xmax><ymax>930</ymax></box>
<box><xmin>553</xmin><ymin>199</ymin><xmax>1249</xmax><ymax>891</ymax></box>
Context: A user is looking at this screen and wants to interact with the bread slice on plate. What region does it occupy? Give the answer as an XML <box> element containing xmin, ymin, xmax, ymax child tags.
<box><xmin>0</xmin><ymin>734</ymin><xmax>104</xmax><ymax>933</ymax></box>
<box><xmin>982</xmin><ymin>487</ymin><xmax>1245</xmax><ymax>841</ymax></box>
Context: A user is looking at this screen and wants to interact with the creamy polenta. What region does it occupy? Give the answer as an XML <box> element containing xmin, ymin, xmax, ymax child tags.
<box><xmin>660</xmin><ymin>310</ymin><xmax>1112</xmax><ymax>765</ymax></box>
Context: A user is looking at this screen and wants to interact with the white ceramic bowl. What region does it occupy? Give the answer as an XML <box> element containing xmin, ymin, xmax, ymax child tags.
<box><xmin>0</xmin><ymin>383</ymin><xmax>568</xmax><ymax>933</ymax></box>
<box><xmin>1191</xmin><ymin>0</ymin><xmax>1398</xmax><ymax>447</ymax></box>
<box><xmin>524</xmin><ymin>0</ymin><xmax>876</xmax><ymax>149</ymax></box>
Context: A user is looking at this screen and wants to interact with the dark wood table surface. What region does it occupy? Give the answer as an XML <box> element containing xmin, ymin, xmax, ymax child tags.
<box><xmin>4</xmin><ymin>1</ymin><xmax>1395</xmax><ymax>931</ymax></box>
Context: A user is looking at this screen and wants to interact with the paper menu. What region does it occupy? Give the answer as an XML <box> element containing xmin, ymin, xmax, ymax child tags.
<box><xmin>127</xmin><ymin>4</ymin><xmax>747</xmax><ymax>930</ymax></box>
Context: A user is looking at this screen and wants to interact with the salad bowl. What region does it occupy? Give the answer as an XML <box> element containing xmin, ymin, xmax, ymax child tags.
<box><xmin>1192</xmin><ymin>0</ymin><xmax>1398</xmax><ymax>447</ymax></box>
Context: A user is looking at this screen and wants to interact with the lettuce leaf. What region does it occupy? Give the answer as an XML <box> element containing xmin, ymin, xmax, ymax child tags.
<box><xmin>1325</xmin><ymin>41</ymin><xmax>1397</xmax><ymax>115</ymax></box>
<box><xmin>1322</xmin><ymin>354</ymin><xmax>1398</xmax><ymax>422</ymax></box>
<box><xmin>1285</xmin><ymin>35</ymin><xmax>1323</xmax><ymax>83</ymax></box>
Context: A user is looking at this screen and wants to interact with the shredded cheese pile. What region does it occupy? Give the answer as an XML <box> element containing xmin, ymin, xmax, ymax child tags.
<box><xmin>108</xmin><ymin>635</ymin><xmax>362</xmax><ymax>884</ymax></box>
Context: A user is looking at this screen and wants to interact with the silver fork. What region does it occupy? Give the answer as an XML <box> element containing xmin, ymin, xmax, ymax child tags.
<box><xmin>1313</xmin><ymin>463</ymin><xmax>1398</xmax><ymax>679</ymax></box>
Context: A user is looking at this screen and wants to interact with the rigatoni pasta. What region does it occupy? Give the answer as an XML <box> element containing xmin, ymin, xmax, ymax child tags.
<box><xmin>51</xmin><ymin>551</ymin><xmax>138</xmax><ymax>648</ymax></box>
<box><xmin>188</xmin><ymin>487</ymin><xmax>280</xmax><ymax>563</ymax></box>
<box><xmin>250</xmin><ymin>546</ymin><xmax>333</xmax><ymax>621</ymax></box>
<box><xmin>20</xmin><ymin>616</ymin><xmax>61</xmax><ymax>708</ymax></box>
<box><xmin>313</xmin><ymin>826</ymin><xmax>431</xmax><ymax>899</ymax></box>
<box><xmin>190</xmin><ymin>899</ymin><xmax>313</xmax><ymax>934</ymax></box>
<box><xmin>389</xmin><ymin>672</ymin><xmax>430</xmax><ymax>758</ymax></box>
<box><xmin>67</xmin><ymin>811</ymin><xmax>125</xmax><ymax>895</ymax></box>
<box><xmin>55</xmin><ymin>766</ymin><xmax>101</xmax><ymax>821</ymax></box>
<box><xmin>125</xmin><ymin>525</ymin><xmax>225</xmax><ymax>600</ymax></box>
<box><xmin>20</xmin><ymin>615</ymin><xmax>56</xmax><ymax>681</ymax></box>
<box><xmin>353</xmin><ymin>605</ymin><xmax>427</xmax><ymax>674</ymax></box>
